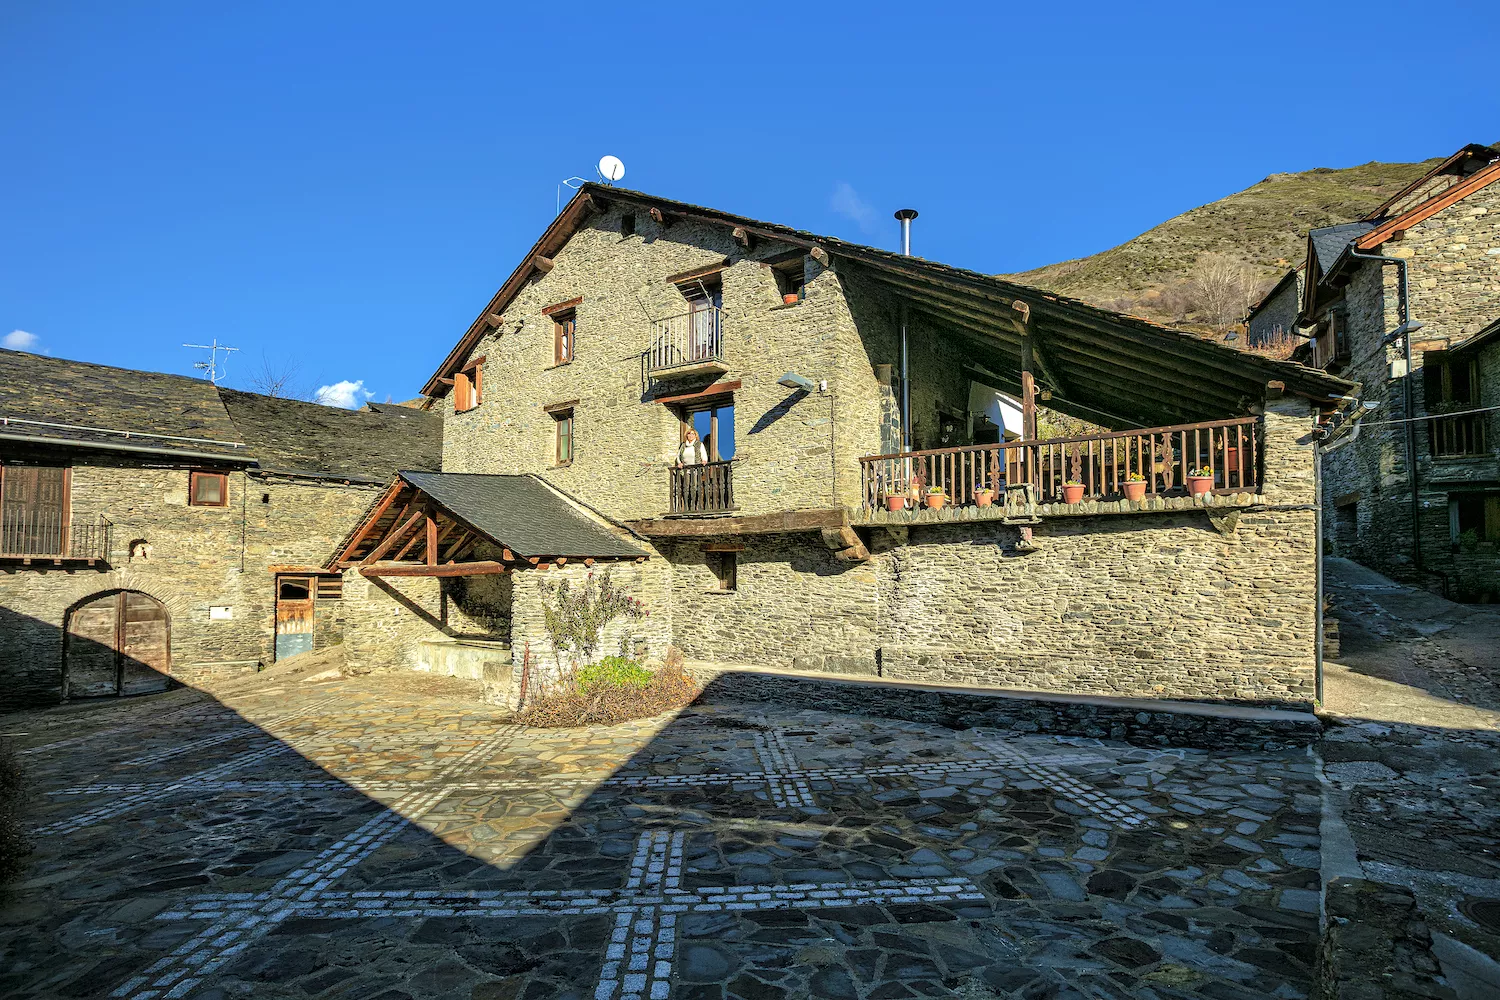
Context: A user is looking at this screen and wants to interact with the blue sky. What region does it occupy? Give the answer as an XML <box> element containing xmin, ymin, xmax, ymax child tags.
<box><xmin>3</xmin><ymin>3</ymin><xmax>1496</xmax><ymax>405</ymax></box>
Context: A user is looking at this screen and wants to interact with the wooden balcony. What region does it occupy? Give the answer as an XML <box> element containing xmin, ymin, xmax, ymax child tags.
<box><xmin>860</xmin><ymin>417</ymin><xmax>1262</xmax><ymax>510</ymax></box>
<box><xmin>1430</xmin><ymin>412</ymin><xmax>1489</xmax><ymax>458</ymax></box>
<box><xmin>648</xmin><ymin>308</ymin><xmax>726</xmax><ymax>378</ymax></box>
<box><xmin>0</xmin><ymin>513</ymin><xmax>111</xmax><ymax>564</ymax></box>
<box><xmin>669</xmin><ymin>461</ymin><xmax>734</xmax><ymax>515</ymax></box>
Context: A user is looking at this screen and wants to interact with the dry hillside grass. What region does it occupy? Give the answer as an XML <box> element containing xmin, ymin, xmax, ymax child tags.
<box><xmin>1004</xmin><ymin>158</ymin><xmax>1443</xmax><ymax>331</ymax></box>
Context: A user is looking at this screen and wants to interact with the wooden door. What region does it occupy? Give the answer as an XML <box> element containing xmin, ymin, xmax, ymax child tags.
<box><xmin>65</xmin><ymin>591</ymin><xmax>172</xmax><ymax>698</ymax></box>
<box><xmin>275</xmin><ymin>576</ymin><xmax>314</xmax><ymax>660</ymax></box>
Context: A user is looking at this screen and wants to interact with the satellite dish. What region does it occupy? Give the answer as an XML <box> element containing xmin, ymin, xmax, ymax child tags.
<box><xmin>597</xmin><ymin>155</ymin><xmax>625</xmax><ymax>184</ymax></box>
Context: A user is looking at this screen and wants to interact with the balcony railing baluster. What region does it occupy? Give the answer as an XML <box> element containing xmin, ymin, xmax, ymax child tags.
<box><xmin>648</xmin><ymin>308</ymin><xmax>724</xmax><ymax>375</ymax></box>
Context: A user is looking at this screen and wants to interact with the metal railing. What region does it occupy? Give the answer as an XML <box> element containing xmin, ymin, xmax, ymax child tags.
<box><xmin>0</xmin><ymin>512</ymin><xmax>111</xmax><ymax>560</ymax></box>
<box><xmin>670</xmin><ymin>461</ymin><xmax>734</xmax><ymax>514</ymax></box>
<box><xmin>860</xmin><ymin>416</ymin><xmax>1263</xmax><ymax>509</ymax></box>
<box><xmin>648</xmin><ymin>307</ymin><xmax>723</xmax><ymax>374</ymax></box>
<box><xmin>1430</xmin><ymin>413</ymin><xmax>1488</xmax><ymax>458</ymax></box>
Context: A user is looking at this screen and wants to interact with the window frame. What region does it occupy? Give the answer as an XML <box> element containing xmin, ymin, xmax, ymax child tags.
<box><xmin>771</xmin><ymin>257</ymin><xmax>807</xmax><ymax>302</ymax></box>
<box><xmin>706</xmin><ymin>548</ymin><xmax>738</xmax><ymax>592</ymax></box>
<box><xmin>552</xmin><ymin>407</ymin><xmax>575</xmax><ymax>467</ymax></box>
<box><xmin>678</xmin><ymin>395</ymin><xmax>735</xmax><ymax>463</ymax></box>
<box><xmin>454</xmin><ymin>357</ymin><xmax>485</xmax><ymax>413</ymax></box>
<box><xmin>189</xmin><ymin>470</ymin><xmax>229</xmax><ymax>508</ymax></box>
<box><xmin>553</xmin><ymin>309</ymin><xmax>576</xmax><ymax>365</ymax></box>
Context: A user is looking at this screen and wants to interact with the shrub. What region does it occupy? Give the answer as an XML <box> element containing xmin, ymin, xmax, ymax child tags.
<box><xmin>577</xmin><ymin>656</ymin><xmax>653</xmax><ymax>694</ymax></box>
<box><xmin>539</xmin><ymin>570</ymin><xmax>646</xmax><ymax>668</ymax></box>
<box><xmin>520</xmin><ymin>651</ymin><xmax>699</xmax><ymax>728</ymax></box>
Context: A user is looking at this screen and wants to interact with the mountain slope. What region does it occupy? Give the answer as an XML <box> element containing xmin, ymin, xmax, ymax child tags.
<box><xmin>1005</xmin><ymin>157</ymin><xmax>1443</xmax><ymax>324</ymax></box>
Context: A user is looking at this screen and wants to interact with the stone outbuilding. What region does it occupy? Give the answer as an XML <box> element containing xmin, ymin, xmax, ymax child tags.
<box><xmin>0</xmin><ymin>349</ymin><xmax>440</xmax><ymax>708</ymax></box>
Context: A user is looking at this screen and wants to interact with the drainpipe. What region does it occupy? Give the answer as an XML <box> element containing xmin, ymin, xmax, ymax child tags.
<box><xmin>895</xmin><ymin>210</ymin><xmax>918</xmax><ymax>452</ymax></box>
<box><xmin>1314</xmin><ymin>433</ymin><xmax>1324</xmax><ymax>706</ymax></box>
<box><xmin>1347</xmin><ymin>248</ymin><xmax>1423</xmax><ymax>583</ymax></box>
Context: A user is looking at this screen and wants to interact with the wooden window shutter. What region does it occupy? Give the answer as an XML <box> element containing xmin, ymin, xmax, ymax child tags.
<box><xmin>1487</xmin><ymin>495</ymin><xmax>1500</xmax><ymax>543</ymax></box>
<box><xmin>472</xmin><ymin>364</ymin><xmax>482</xmax><ymax>407</ymax></box>
<box><xmin>455</xmin><ymin>372</ymin><xmax>472</xmax><ymax>412</ymax></box>
<box><xmin>1423</xmin><ymin>356</ymin><xmax>1445</xmax><ymax>409</ymax></box>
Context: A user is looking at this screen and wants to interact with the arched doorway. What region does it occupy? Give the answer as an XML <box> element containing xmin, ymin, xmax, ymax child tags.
<box><xmin>64</xmin><ymin>591</ymin><xmax>172</xmax><ymax>698</ymax></box>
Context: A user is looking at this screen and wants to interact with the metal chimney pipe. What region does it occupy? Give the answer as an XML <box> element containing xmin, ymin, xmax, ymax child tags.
<box><xmin>894</xmin><ymin>210</ymin><xmax>917</xmax><ymax>451</ymax></box>
<box><xmin>894</xmin><ymin>209</ymin><xmax>918</xmax><ymax>256</ymax></box>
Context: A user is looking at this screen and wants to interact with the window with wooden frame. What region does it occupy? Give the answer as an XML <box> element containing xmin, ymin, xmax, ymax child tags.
<box><xmin>0</xmin><ymin>463</ymin><xmax>70</xmax><ymax>556</ymax></box>
<box><xmin>454</xmin><ymin>358</ymin><xmax>484</xmax><ymax>413</ymax></box>
<box><xmin>1452</xmin><ymin>492</ymin><xmax>1500</xmax><ymax>547</ymax></box>
<box><xmin>315</xmin><ymin>574</ymin><xmax>343</xmax><ymax>600</ymax></box>
<box><xmin>770</xmin><ymin>256</ymin><xmax>807</xmax><ymax>303</ymax></box>
<box><xmin>706</xmin><ymin>548</ymin><xmax>738</xmax><ymax>591</ymax></box>
<box><xmin>551</xmin><ymin>406</ymin><xmax>575</xmax><ymax>467</ymax></box>
<box><xmin>189</xmin><ymin>470</ymin><xmax>228</xmax><ymax>507</ymax></box>
<box><xmin>553</xmin><ymin>309</ymin><xmax>576</xmax><ymax>365</ymax></box>
<box><xmin>1425</xmin><ymin>352</ymin><xmax>1486</xmax><ymax>457</ymax></box>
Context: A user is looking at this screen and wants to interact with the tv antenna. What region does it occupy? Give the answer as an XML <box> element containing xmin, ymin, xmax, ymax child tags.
<box><xmin>183</xmin><ymin>339</ymin><xmax>239</xmax><ymax>384</ymax></box>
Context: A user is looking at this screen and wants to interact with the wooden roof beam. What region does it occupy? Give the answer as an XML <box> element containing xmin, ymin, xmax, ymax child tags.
<box><xmin>360</xmin><ymin>510</ymin><xmax>426</xmax><ymax>566</ymax></box>
<box><xmin>360</xmin><ymin>561</ymin><xmax>511</xmax><ymax>578</ymax></box>
<box><xmin>332</xmin><ymin>483</ymin><xmax>407</xmax><ymax>566</ymax></box>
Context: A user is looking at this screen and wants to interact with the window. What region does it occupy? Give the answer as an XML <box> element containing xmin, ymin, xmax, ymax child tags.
<box><xmin>454</xmin><ymin>358</ymin><xmax>484</xmax><ymax>412</ymax></box>
<box><xmin>553</xmin><ymin>408</ymin><xmax>574</xmax><ymax>466</ymax></box>
<box><xmin>1453</xmin><ymin>493</ymin><xmax>1500</xmax><ymax>547</ymax></box>
<box><xmin>771</xmin><ymin>257</ymin><xmax>807</xmax><ymax>302</ymax></box>
<box><xmin>189</xmin><ymin>471</ymin><xmax>228</xmax><ymax>507</ymax></box>
<box><xmin>554</xmin><ymin>310</ymin><xmax>576</xmax><ymax>365</ymax></box>
<box><xmin>315</xmin><ymin>575</ymin><xmax>343</xmax><ymax>600</ymax></box>
<box><xmin>1425</xmin><ymin>352</ymin><xmax>1486</xmax><ymax>457</ymax></box>
<box><xmin>621</xmin><ymin>213</ymin><xmax>636</xmax><ymax>237</ymax></box>
<box><xmin>707</xmin><ymin>549</ymin><xmax>738</xmax><ymax>591</ymax></box>
<box><xmin>0</xmin><ymin>463</ymin><xmax>69</xmax><ymax>555</ymax></box>
<box><xmin>681</xmin><ymin>398</ymin><xmax>735</xmax><ymax>462</ymax></box>
<box><xmin>277</xmin><ymin>577</ymin><xmax>311</xmax><ymax>601</ymax></box>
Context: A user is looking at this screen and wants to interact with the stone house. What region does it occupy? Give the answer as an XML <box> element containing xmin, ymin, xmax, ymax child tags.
<box><xmin>0</xmin><ymin>349</ymin><xmax>440</xmax><ymax>709</ymax></box>
<box><xmin>330</xmin><ymin>186</ymin><xmax>1352</xmax><ymax>709</ymax></box>
<box><xmin>1246</xmin><ymin>266</ymin><xmax>1304</xmax><ymax>349</ymax></box>
<box><xmin>1299</xmin><ymin>143</ymin><xmax>1500</xmax><ymax>601</ymax></box>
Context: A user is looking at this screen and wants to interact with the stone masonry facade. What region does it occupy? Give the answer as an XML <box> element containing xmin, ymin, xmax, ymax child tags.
<box><xmin>1320</xmin><ymin>180</ymin><xmax>1500</xmax><ymax>599</ymax></box>
<box><xmin>0</xmin><ymin>457</ymin><xmax>387</xmax><ymax>709</ymax></box>
<box><xmin>386</xmin><ymin>198</ymin><xmax>1328</xmax><ymax>708</ymax></box>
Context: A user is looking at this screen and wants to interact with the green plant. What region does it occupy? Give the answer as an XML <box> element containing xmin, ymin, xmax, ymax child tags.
<box><xmin>926</xmin><ymin>486</ymin><xmax>946</xmax><ymax>495</ymax></box>
<box><xmin>539</xmin><ymin>570</ymin><xmax>647</xmax><ymax>666</ymax></box>
<box><xmin>1065</xmin><ymin>479</ymin><xmax>1084</xmax><ymax>487</ymax></box>
<box><xmin>1126</xmin><ymin>472</ymin><xmax>1146</xmax><ymax>482</ymax></box>
<box><xmin>577</xmin><ymin>656</ymin><xmax>652</xmax><ymax>694</ymax></box>
<box><xmin>1458</xmin><ymin>529</ymin><xmax>1480</xmax><ymax>550</ymax></box>
<box><xmin>1190</xmin><ymin>467</ymin><xmax>1214</xmax><ymax>477</ymax></box>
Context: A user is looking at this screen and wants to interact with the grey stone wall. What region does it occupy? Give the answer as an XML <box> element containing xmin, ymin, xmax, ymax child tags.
<box><xmin>1319</xmin><ymin>183</ymin><xmax>1500</xmax><ymax>594</ymax></box>
<box><xmin>1247</xmin><ymin>273</ymin><xmax>1302</xmax><ymax>347</ymax></box>
<box><xmin>0</xmin><ymin>457</ymin><xmax>388</xmax><ymax>709</ymax></box>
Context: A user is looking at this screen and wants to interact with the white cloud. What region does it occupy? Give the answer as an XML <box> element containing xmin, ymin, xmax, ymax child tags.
<box><xmin>830</xmin><ymin>181</ymin><xmax>881</xmax><ymax>235</ymax></box>
<box><xmin>316</xmin><ymin>379</ymin><xmax>375</xmax><ymax>409</ymax></box>
<box><xmin>4</xmin><ymin>329</ymin><xmax>38</xmax><ymax>351</ymax></box>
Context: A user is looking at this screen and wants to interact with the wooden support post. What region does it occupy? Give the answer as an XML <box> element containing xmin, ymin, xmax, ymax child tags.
<box><xmin>425</xmin><ymin>512</ymin><xmax>438</xmax><ymax>567</ymax></box>
<box><xmin>1020</xmin><ymin>370</ymin><xmax>1038</xmax><ymax>442</ymax></box>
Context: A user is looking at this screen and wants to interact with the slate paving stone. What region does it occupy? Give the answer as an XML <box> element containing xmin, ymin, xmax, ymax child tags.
<box><xmin>2</xmin><ymin>677</ymin><xmax>1330</xmax><ymax>999</ymax></box>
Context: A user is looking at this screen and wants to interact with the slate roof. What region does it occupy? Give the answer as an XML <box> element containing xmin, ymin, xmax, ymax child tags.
<box><xmin>219</xmin><ymin>389</ymin><xmax>441</xmax><ymax>482</ymax></box>
<box><xmin>1308</xmin><ymin>222</ymin><xmax>1376</xmax><ymax>275</ymax></box>
<box><xmin>0</xmin><ymin>348</ymin><xmax>250</xmax><ymax>460</ymax></box>
<box><xmin>399</xmin><ymin>471</ymin><xmax>646</xmax><ymax>560</ymax></box>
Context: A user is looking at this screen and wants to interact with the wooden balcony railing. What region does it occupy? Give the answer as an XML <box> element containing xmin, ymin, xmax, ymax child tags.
<box><xmin>860</xmin><ymin>417</ymin><xmax>1263</xmax><ymax>509</ymax></box>
<box><xmin>648</xmin><ymin>308</ymin><xmax>723</xmax><ymax>374</ymax></box>
<box><xmin>0</xmin><ymin>513</ymin><xmax>111</xmax><ymax>562</ymax></box>
<box><xmin>670</xmin><ymin>461</ymin><xmax>734</xmax><ymax>515</ymax></box>
<box><xmin>1430</xmin><ymin>413</ymin><xmax>1488</xmax><ymax>458</ymax></box>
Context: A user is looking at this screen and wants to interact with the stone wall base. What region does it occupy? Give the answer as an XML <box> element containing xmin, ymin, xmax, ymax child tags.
<box><xmin>686</xmin><ymin>663</ymin><xmax>1322</xmax><ymax>751</ymax></box>
<box><xmin>1315</xmin><ymin>878</ymin><xmax>1456</xmax><ymax>999</ymax></box>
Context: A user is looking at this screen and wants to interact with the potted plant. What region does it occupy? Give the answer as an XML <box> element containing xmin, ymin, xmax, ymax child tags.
<box><xmin>1187</xmin><ymin>466</ymin><xmax>1215</xmax><ymax>496</ymax></box>
<box><xmin>886</xmin><ymin>491</ymin><xmax>908</xmax><ymax>512</ymax></box>
<box><xmin>1122</xmin><ymin>472</ymin><xmax>1147</xmax><ymax>502</ymax></box>
<box><xmin>782</xmin><ymin>292</ymin><xmax>800</xmax><ymax>305</ymax></box>
<box><xmin>925</xmin><ymin>486</ymin><xmax>947</xmax><ymax>510</ymax></box>
<box><xmin>974</xmin><ymin>486</ymin><xmax>995</xmax><ymax>508</ymax></box>
<box><xmin>1062</xmin><ymin>480</ymin><xmax>1085</xmax><ymax>504</ymax></box>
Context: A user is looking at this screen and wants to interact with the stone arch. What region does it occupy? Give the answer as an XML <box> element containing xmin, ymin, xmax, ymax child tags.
<box><xmin>52</xmin><ymin>568</ymin><xmax>192</xmax><ymax>626</ymax></box>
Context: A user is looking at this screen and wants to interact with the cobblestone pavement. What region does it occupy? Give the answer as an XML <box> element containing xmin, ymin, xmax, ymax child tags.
<box><xmin>2</xmin><ymin>677</ymin><xmax>1328</xmax><ymax>999</ymax></box>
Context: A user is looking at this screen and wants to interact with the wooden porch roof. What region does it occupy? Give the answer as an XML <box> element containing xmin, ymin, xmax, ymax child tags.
<box><xmin>328</xmin><ymin>471</ymin><xmax>646</xmax><ymax>577</ymax></box>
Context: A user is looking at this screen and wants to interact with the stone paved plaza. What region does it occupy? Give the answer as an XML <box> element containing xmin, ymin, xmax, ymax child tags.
<box><xmin>1</xmin><ymin>677</ymin><xmax>1327</xmax><ymax>999</ymax></box>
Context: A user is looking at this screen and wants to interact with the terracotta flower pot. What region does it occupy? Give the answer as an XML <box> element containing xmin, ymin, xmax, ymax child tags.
<box><xmin>1062</xmin><ymin>484</ymin><xmax>1085</xmax><ymax>504</ymax></box>
<box><xmin>925</xmin><ymin>492</ymin><xmax>946</xmax><ymax>510</ymax></box>
<box><xmin>1187</xmin><ymin>475</ymin><xmax>1214</xmax><ymax>497</ymax></box>
<box><xmin>886</xmin><ymin>495</ymin><xmax>907</xmax><ymax>512</ymax></box>
<box><xmin>1122</xmin><ymin>480</ymin><xmax>1146</xmax><ymax>502</ymax></box>
<box><xmin>782</xmin><ymin>293</ymin><xmax>800</xmax><ymax>305</ymax></box>
<box><xmin>974</xmin><ymin>490</ymin><xmax>994</xmax><ymax>508</ymax></box>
